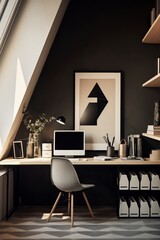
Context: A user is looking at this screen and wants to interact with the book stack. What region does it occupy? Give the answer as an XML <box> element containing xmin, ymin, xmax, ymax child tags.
<box><xmin>147</xmin><ymin>125</ymin><xmax>160</xmax><ymax>135</ymax></box>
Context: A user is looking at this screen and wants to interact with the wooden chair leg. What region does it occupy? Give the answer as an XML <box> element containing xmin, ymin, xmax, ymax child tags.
<box><xmin>82</xmin><ymin>191</ymin><xmax>94</xmax><ymax>218</ymax></box>
<box><xmin>71</xmin><ymin>193</ymin><xmax>74</xmax><ymax>227</ymax></box>
<box><xmin>47</xmin><ymin>192</ymin><xmax>62</xmax><ymax>223</ymax></box>
<box><xmin>68</xmin><ymin>192</ymin><xmax>71</xmax><ymax>215</ymax></box>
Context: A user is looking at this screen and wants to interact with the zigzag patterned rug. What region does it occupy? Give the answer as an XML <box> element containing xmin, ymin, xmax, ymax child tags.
<box><xmin>0</xmin><ymin>206</ymin><xmax>160</xmax><ymax>239</ymax></box>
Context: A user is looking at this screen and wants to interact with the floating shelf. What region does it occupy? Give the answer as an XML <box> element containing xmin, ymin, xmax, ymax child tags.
<box><xmin>142</xmin><ymin>14</ymin><xmax>160</xmax><ymax>43</ymax></box>
<box><xmin>142</xmin><ymin>73</ymin><xmax>160</xmax><ymax>87</ymax></box>
<box><xmin>142</xmin><ymin>133</ymin><xmax>160</xmax><ymax>141</ymax></box>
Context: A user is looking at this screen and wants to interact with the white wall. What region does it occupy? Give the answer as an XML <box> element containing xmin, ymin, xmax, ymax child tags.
<box><xmin>0</xmin><ymin>0</ymin><xmax>69</xmax><ymax>159</ymax></box>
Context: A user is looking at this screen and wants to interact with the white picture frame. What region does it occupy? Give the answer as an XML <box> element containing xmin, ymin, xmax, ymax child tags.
<box><xmin>75</xmin><ymin>72</ymin><xmax>121</xmax><ymax>150</ymax></box>
<box><xmin>13</xmin><ymin>140</ymin><xmax>24</xmax><ymax>158</ymax></box>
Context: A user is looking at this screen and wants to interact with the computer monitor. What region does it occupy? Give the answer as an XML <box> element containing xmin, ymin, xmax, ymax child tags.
<box><xmin>53</xmin><ymin>130</ymin><xmax>85</xmax><ymax>157</ymax></box>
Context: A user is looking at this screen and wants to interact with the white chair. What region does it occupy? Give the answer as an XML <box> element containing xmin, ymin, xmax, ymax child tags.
<box><xmin>47</xmin><ymin>157</ymin><xmax>95</xmax><ymax>227</ymax></box>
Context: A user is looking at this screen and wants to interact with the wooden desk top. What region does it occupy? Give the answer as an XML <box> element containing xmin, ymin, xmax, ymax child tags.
<box><xmin>0</xmin><ymin>157</ymin><xmax>160</xmax><ymax>166</ymax></box>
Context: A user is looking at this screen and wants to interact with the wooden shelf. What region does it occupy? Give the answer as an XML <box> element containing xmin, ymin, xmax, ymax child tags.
<box><xmin>142</xmin><ymin>133</ymin><xmax>160</xmax><ymax>141</ymax></box>
<box><xmin>142</xmin><ymin>14</ymin><xmax>160</xmax><ymax>43</ymax></box>
<box><xmin>142</xmin><ymin>73</ymin><xmax>160</xmax><ymax>87</ymax></box>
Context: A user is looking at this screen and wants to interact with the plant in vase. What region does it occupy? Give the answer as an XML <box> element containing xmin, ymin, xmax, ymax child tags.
<box><xmin>24</xmin><ymin>113</ymin><xmax>55</xmax><ymax>157</ymax></box>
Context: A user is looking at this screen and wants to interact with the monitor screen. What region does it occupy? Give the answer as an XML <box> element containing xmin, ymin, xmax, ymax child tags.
<box><xmin>53</xmin><ymin>130</ymin><xmax>85</xmax><ymax>156</ymax></box>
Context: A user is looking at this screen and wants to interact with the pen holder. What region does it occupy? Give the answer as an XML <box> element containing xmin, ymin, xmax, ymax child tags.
<box><xmin>107</xmin><ymin>146</ymin><xmax>115</xmax><ymax>157</ymax></box>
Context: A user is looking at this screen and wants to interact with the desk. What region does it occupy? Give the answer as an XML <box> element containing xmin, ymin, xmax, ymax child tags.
<box><xmin>1</xmin><ymin>157</ymin><xmax>160</xmax><ymax>166</ymax></box>
<box><xmin>1</xmin><ymin>157</ymin><xmax>160</xmax><ymax>219</ymax></box>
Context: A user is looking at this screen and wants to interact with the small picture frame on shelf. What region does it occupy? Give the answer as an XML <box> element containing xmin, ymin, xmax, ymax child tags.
<box><xmin>13</xmin><ymin>141</ymin><xmax>24</xmax><ymax>158</ymax></box>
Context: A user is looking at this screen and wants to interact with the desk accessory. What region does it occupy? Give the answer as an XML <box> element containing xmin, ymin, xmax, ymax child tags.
<box><xmin>42</xmin><ymin>143</ymin><xmax>52</xmax><ymax>158</ymax></box>
<box><xmin>128</xmin><ymin>134</ymin><xmax>142</xmax><ymax>158</ymax></box>
<box><xmin>103</xmin><ymin>133</ymin><xmax>115</xmax><ymax>157</ymax></box>
<box><xmin>107</xmin><ymin>146</ymin><xmax>114</xmax><ymax>157</ymax></box>
<box><xmin>118</xmin><ymin>139</ymin><xmax>127</xmax><ymax>158</ymax></box>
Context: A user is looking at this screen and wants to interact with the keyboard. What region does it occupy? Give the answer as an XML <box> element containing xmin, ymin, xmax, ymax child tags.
<box><xmin>68</xmin><ymin>158</ymin><xmax>88</xmax><ymax>162</ymax></box>
<box><xmin>93</xmin><ymin>156</ymin><xmax>106</xmax><ymax>160</ymax></box>
<box><xmin>93</xmin><ymin>156</ymin><xmax>117</xmax><ymax>161</ymax></box>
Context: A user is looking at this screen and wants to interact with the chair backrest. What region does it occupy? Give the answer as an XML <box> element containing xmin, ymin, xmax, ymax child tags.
<box><xmin>51</xmin><ymin>157</ymin><xmax>81</xmax><ymax>192</ymax></box>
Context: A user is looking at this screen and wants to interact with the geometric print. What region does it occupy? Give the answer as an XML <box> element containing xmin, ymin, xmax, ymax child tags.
<box><xmin>0</xmin><ymin>206</ymin><xmax>160</xmax><ymax>239</ymax></box>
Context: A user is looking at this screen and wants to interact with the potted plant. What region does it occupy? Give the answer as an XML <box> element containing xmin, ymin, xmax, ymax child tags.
<box><xmin>24</xmin><ymin>112</ymin><xmax>55</xmax><ymax>157</ymax></box>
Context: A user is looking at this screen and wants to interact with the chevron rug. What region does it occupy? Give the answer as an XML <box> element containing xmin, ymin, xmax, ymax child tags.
<box><xmin>0</xmin><ymin>206</ymin><xmax>160</xmax><ymax>239</ymax></box>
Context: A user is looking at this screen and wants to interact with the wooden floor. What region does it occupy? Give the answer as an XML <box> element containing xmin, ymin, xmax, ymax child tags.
<box><xmin>0</xmin><ymin>206</ymin><xmax>160</xmax><ymax>239</ymax></box>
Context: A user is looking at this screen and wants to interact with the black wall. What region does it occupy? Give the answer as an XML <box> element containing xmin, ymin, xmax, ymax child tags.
<box><xmin>15</xmin><ymin>0</ymin><xmax>160</xmax><ymax>206</ymax></box>
<box><xmin>18</xmin><ymin>0</ymin><xmax>160</xmax><ymax>148</ymax></box>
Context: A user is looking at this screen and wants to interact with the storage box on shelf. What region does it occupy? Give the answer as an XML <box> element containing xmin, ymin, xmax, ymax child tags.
<box><xmin>118</xmin><ymin>170</ymin><xmax>160</xmax><ymax>218</ymax></box>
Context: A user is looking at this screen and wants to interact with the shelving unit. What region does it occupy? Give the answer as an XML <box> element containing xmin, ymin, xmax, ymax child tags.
<box><xmin>142</xmin><ymin>13</ymin><xmax>160</xmax><ymax>87</ymax></box>
<box><xmin>142</xmin><ymin>11</ymin><xmax>160</xmax><ymax>140</ymax></box>
<box><xmin>142</xmin><ymin>133</ymin><xmax>160</xmax><ymax>141</ymax></box>
<box><xmin>142</xmin><ymin>73</ymin><xmax>160</xmax><ymax>87</ymax></box>
<box><xmin>142</xmin><ymin>14</ymin><xmax>160</xmax><ymax>43</ymax></box>
<box><xmin>118</xmin><ymin>168</ymin><xmax>160</xmax><ymax>218</ymax></box>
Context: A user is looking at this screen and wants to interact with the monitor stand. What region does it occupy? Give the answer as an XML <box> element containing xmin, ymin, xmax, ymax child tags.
<box><xmin>66</xmin><ymin>156</ymin><xmax>80</xmax><ymax>161</ymax></box>
<box><xmin>65</xmin><ymin>155</ymin><xmax>74</xmax><ymax>158</ymax></box>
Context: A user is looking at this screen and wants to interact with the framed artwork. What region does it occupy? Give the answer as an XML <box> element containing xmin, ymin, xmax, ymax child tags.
<box><xmin>75</xmin><ymin>72</ymin><xmax>121</xmax><ymax>150</ymax></box>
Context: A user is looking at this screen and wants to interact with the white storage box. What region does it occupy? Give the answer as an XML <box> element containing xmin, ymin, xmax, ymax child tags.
<box><xmin>42</xmin><ymin>143</ymin><xmax>52</xmax><ymax>158</ymax></box>
<box><xmin>119</xmin><ymin>196</ymin><xmax>129</xmax><ymax>217</ymax></box>
<box><xmin>139</xmin><ymin>196</ymin><xmax>149</xmax><ymax>217</ymax></box>
<box><xmin>148</xmin><ymin>196</ymin><xmax>160</xmax><ymax>217</ymax></box>
<box><xmin>42</xmin><ymin>143</ymin><xmax>52</xmax><ymax>151</ymax></box>
<box><xmin>148</xmin><ymin>171</ymin><xmax>160</xmax><ymax>190</ymax></box>
<box><xmin>129</xmin><ymin>196</ymin><xmax>139</xmax><ymax>217</ymax></box>
<box><xmin>119</xmin><ymin>172</ymin><xmax>129</xmax><ymax>190</ymax></box>
<box><xmin>139</xmin><ymin>171</ymin><xmax>150</xmax><ymax>190</ymax></box>
<box><xmin>129</xmin><ymin>172</ymin><xmax>139</xmax><ymax>190</ymax></box>
<box><xmin>42</xmin><ymin>150</ymin><xmax>52</xmax><ymax>158</ymax></box>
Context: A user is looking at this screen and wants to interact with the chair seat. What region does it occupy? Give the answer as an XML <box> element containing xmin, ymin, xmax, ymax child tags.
<box><xmin>63</xmin><ymin>183</ymin><xmax>95</xmax><ymax>193</ymax></box>
<box><xmin>81</xmin><ymin>184</ymin><xmax>95</xmax><ymax>189</ymax></box>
